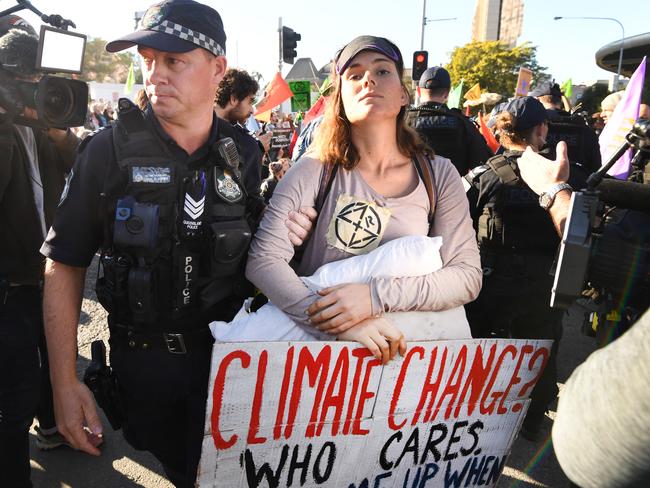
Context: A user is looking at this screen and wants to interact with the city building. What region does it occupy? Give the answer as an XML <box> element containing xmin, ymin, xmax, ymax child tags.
<box><xmin>471</xmin><ymin>0</ymin><xmax>524</xmax><ymax>48</ymax></box>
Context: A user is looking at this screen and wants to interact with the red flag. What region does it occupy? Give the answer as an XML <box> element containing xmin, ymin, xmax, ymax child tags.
<box><xmin>478</xmin><ymin>111</ymin><xmax>500</xmax><ymax>153</ymax></box>
<box><xmin>303</xmin><ymin>95</ymin><xmax>328</xmax><ymax>125</ymax></box>
<box><xmin>254</xmin><ymin>72</ymin><xmax>294</xmax><ymax>115</ymax></box>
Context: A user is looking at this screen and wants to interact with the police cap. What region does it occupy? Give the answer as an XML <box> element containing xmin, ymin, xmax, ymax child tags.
<box><xmin>504</xmin><ymin>96</ymin><xmax>548</xmax><ymax>130</ymax></box>
<box><xmin>418</xmin><ymin>66</ymin><xmax>451</xmax><ymax>90</ymax></box>
<box><xmin>106</xmin><ymin>0</ymin><xmax>226</xmax><ymax>57</ymax></box>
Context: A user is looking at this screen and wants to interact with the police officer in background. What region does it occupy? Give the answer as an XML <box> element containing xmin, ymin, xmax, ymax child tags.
<box><xmin>40</xmin><ymin>1</ymin><xmax>311</xmax><ymax>486</ymax></box>
<box><xmin>530</xmin><ymin>81</ymin><xmax>602</xmax><ymax>173</ymax></box>
<box><xmin>464</xmin><ymin>97</ymin><xmax>587</xmax><ymax>441</ymax></box>
<box><xmin>407</xmin><ymin>66</ymin><xmax>493</xmax><ymax>175</ymax></box>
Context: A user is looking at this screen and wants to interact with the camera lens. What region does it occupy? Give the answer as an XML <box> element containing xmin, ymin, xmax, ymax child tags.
<box><xmin>42</xmin><ymin>79</ymin><xmax>74</xmax><ymax>121</ymax></box>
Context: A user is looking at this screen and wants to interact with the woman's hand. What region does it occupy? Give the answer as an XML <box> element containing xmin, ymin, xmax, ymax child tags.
<box><xmin>307</xmin><ymin>283</ymin><xmax>373</xmax><ymax>334</ymax></box>
<box><xmin>337</xmin><ymin>317</ymin><xmax>406</xmax><ymax>364</ymax></box>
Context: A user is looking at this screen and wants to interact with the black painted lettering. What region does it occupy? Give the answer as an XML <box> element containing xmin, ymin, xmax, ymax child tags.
<box><xmin>443</xmin><ymin>457</ymin><xmax>471</xmax><ymax>488</ymax></box>
<box><xmin>418</xmin><ymin>463</ymin><xmax>439</xmax><ymax>487</ymax></box>
<box><xmin>313</xmin><ymin>442</ymin><xmax>336</xmax><ymax>484</ymax></box>
<box><xmin>420</xmin><ymin>423</ymin><xmax>448</xmax><ymax>464</ymax></box>
<box><xmin>465</xmin><ymin>456</ymin><xmax>487</xmax><ymax>485</ymax></box>
<box><xmin>460</xmin><ymin>420</ymin><xmax>484</xmax><ymax>457</ymax></box>
<box><xmin>443</xmin><ymin>421</ymin><xmax>467</xmax><ymax>461</ymax></box>
<box><xmin>379</xmin><ymin>431</ymin><xmax>403</xmax><ymax>470</ymax></box>
<box><xmin>395</xmin><ymin>428</ymin><xmax>420</xmax><ymax>469</ymax></box>
<box><xmin>244</xmin><ymin>446</ymin><xmax>289</xmax><ymax>488</ymax></box>
<box><xmin>287</xmin><ymin>444</ymin><xmax>312</xmax><ymax>486</ymax></box>
<box><xmin>478</xmin><ymin>456</ymin><xmax>494</xmax><ymax>485</ymax></box>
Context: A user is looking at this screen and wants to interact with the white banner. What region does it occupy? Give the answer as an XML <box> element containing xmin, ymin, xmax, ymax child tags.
<box><xmin>199</xmin><ymin>339</ymin><xmax>551</xmax><ymax>487</ymax></box>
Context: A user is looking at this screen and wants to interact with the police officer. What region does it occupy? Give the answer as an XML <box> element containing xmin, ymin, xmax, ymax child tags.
<box><xmin>464</xmin><ymin>97</ymin><xmax>586</xmax><ymax>441</ymax></box>
<box><xmin>0</xmin><ymin>16</ymin><xmax>79</xmax><ymax>487</ymax></box>
<box><xmin>407</xmin><ymin>66</ymin><xmax>493</xmax><ymax>175</ymax></box>
<box><xmin>530</xmin><ymin>81</ymin><xmax>602</xmax><ymax>173</ymax></box>
<box><xmin>40</xmin><ymin>2</ymin><xmax>312</xmax><ymax>486</ymax></box>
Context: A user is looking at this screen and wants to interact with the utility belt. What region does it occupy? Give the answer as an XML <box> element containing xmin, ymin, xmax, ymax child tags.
<box><xmin>109</xmin><ymin>323</ymin><xmax>214</xmax><ymax>354</ymax></box>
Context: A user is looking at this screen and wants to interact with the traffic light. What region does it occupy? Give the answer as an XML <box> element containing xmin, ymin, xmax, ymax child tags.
<box><xmin>412</xmin><ymin>51</ymin><xmax>428</xmax><ymax>81</ymax></box>
<box><xmin>282</xmin><ymin>26</ymin><xmax>301</xmax><ymax>64</ymax></box>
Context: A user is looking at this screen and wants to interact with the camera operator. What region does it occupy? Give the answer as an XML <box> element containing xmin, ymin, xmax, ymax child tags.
<box><xmin>520</xmin><ymin>139</ymin><xmax>650</xmax><ymax>486</ymax></box>
<box><xmin>0</xmin><ymin>15</ymin><xmax>79</xmax><ymax>488</ymax></box>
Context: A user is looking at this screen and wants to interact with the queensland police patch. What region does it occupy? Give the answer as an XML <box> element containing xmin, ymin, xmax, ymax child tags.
<box><xmin>132</xmin><ymin>166</ymin><xmax>171</xmax><ymax>184</ymax></box>
<box><xmin>215</xmin><ymin>171</ymin><xmax>243</xmax><ymax>203</ymax></box>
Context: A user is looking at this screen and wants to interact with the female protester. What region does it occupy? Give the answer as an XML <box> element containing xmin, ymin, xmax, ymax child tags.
<box><xmin>246</xmin><ymin>36</ymin><xmax>481</xmax><ymax>363</ymax></box>
<box><xmin>465</xmin><ymin>96</ymin><xmax>585</xmax><ymax>440</ymax></box>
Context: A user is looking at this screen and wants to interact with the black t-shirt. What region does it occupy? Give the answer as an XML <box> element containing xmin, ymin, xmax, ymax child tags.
<box><xmin>41</xmin><ymin>107</ymin><xmax>261</xmax><ymax>269</ymax></box>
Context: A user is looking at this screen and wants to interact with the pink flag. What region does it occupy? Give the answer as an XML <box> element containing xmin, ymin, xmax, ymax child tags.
<box><xmin>599</xmin><ymin>56</ymin><xmax>646</xmax><ymax>179</ymax></box>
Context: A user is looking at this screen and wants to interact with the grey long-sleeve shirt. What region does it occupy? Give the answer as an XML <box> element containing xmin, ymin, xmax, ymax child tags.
<box><xmin>245</xmin><ymin>155</ymin><xmax>482</xmax><ymax>331</ymax></box>
<box><xmin>552</xmin><ymin>311</ymin><xmax>650</xmax><ymax>487</ymax></box>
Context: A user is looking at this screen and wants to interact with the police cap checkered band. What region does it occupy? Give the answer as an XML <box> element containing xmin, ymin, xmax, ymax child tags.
<box><xmin>106</xmin><ymin>0</ymin><xmax>226</xmax><ymax>56</ymax></box>
<box><xmin>335</xmin><ymin>35</ymin><xmax>403</xmax><ymax>75</ymax></box>
<box><xmin>149</xmin><ymin>19</ymin><xmax>224</xmax><ymax>56</ymax></box>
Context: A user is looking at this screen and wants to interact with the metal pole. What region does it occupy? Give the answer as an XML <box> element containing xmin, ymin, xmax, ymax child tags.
<box><xmin>278</xmin><ymin>17</ymin><xmax>283</xmax><ymax>74</ymax></box>
<box><xmin>553</xmin><ymin>16</ymin><xmax>625</xmax><ymax>90</ymax></box>
<box><xmin>420</xmin><ymin>0</ymin><xmax>427</xmax><ymax>51</ymax></box>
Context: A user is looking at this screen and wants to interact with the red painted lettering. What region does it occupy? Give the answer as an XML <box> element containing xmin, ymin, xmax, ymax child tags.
<box><xmin>316</xmin><ymin>347</ymin><xmax>350</xmax><ymax>436</ymax></box>
<box><xmin>247</xmin><ymin>350</ymin><xmax>268</xmax><ymax>445</ymax></box>
<box><xmin>389</xmin><ymin>346</ymin><xmax>424</xmax><ymax>430</ymax></box>
<box><xmin>343</xmin><ymin>348</ymin><xmax>373</xmax><ymax>435</ymax></box>
<box><xmin>454</xmin><ymin>344</ymin><xmax>497</xmax><ymax>418</ymax></box>
<box><xmin>353</xmin><ymin>357</ymin><xmax>381</xmax><ymax>435</ymax></box>
<box><xmin>211</xmin><ymin>350</ymin><xmax>251</xmax><ymax>450</ymax></box>
<box><xmin>273</xmin><ymin>346</ymin><xmax>295</xmax><ymax>440</ymax></box>
<box><xmin>480</xmin><ymin>345</ymin><xmax>517</xmax><ymax>415</ymax></box>
<box><xmin>285</xmin><ymin>346</ymin><xmax>331</xmax><ymax>439</ymax></box>
<box><xmin>435</xmin><ymin>345</ymin><xmax>468</xmax><ymax>420</ymax></box>
<box><xmin>413</xmin><ymin>347</ymin><xmax>448</xmax><ymax>424</ymax></box>
<box><xmin>497</xmin><ymin>344</ymin><xmax>533</xmax><ymax>414</ymax></box>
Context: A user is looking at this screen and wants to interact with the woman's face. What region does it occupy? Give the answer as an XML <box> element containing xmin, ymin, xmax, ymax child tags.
<box><xmin>339</xmin><ymin>50</ymin><xmax>406</xmax><ymax>124</ymax></box>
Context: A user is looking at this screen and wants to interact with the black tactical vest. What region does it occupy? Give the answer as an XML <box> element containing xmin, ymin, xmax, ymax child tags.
<box><xmin>407</xmin><ymin>104</ymin><xmax>468</xmax><ymax>174</ymax></box>
<box><xmin>546</xmin><ymin>113</ymin><xmax>588</xmax><ymax>167</ymax></box>
<box><xmin>476</xmin><ymin>153</ymin><xmax>559</xmax><ymax>256</ymax></box>
<box><xmin>95</xmin><ymin>99</ymin><xmax>252</xmax><ymax>330</ymax></box>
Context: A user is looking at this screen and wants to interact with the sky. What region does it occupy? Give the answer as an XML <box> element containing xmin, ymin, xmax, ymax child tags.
<box><xmin>11</xmin><ymin>0</ymin><xmax>649</xmax><ymax>87</ymax></box>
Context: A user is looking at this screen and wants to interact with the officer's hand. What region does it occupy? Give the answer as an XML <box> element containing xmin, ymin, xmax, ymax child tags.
<box><xmin>307</xmin><ymin>283</ymin><xmax>372</xmax><ymax>333</ymax></box>
<box><xmin>519</xmin><ymin>141</ymin><xmax>570</xmax><ymax>195</ymax></box>
<box><xmin>54</xmin><ymin>380</ymin><xmax>104</xmax><ymax>456</ymax></box>
<box><xmin>286</xmin><ymin>207</ymin><xmax>317</xmax><ymax>246</ymax></box>
<box><xmin>337</xmin><ymin>317</ymin><xmax>406</xmax><ymax>364</ymax></box>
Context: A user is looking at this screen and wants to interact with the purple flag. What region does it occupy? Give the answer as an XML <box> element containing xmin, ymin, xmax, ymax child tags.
<box><xmin>599</xmin><ymin>56</ymin><xmax>646</xmax><ymax>179</ymax></box>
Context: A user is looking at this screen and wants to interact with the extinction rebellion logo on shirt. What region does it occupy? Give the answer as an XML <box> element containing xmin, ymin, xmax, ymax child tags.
<box><xmin>327</xmin><ymin>194</ymin><xmax>391</xmax><ymax>255</ymax></box>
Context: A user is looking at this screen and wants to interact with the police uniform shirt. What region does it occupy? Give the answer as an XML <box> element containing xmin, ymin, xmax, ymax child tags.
<box><xmin>545</xmin><ymin>108</ymin><xmax>602</xmax><ymax>173</ymax></box>
<box><xmin>409</xmin><ymin>101</ymin><xmax>493</xmax><ymax>175</ymax></box>
<box><xmin>41</xmin><ymin>107</ymin><xmax>261</xmax><ymax>269</ymax></box>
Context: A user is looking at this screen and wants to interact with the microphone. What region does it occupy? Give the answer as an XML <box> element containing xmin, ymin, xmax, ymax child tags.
<box><xmin>596</xmin><ymin>179</ymin><xmax>650</xmax><ymax>213</ymax></box>
<box><xmin>215</xmin><ymin>137</ymin><xmax>240</xmax><ymax>171</ymax></box>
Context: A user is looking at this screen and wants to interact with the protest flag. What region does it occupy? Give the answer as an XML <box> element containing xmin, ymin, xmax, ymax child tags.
<box><xmin>124</xmin><ymin>62</ymin><xmax>135</xmax><ymax>95</ymax></box>
<box><xmin>254</xmin><ymin>72</ymin><xmax>294</xmax><ymax>116</ymax></box>
<box><xmin>478</xmin><ymin>111</ymin><xmax>500</xmax><ymax>153</ymax></box>
<box><xmin>447</xmin><ymin>80</ymin><xmax>464</xmax><ymax>109</ymax></box>
<box><xmin>303</xmin><ymin>95</ymin><xmax>328</xmax><ymax>125</ymax></box>
<box><xmin>599</xmin><ymin>56</ymin><xmax>647</xmax><ymax>179</ymax></box>
<box><xmin>560</xmin><ymin>79</ymin><xmax>573</xmax><ymax>99</ymax></box>
<box><xmin>464</xmin><ymin>82</ymin><xmax>481</xmax><ymax>101</ymax></box>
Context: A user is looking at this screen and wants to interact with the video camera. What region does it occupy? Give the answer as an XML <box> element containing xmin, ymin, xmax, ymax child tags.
<box><xmin>551</xmin><ymin>119</ymin><xmax>650</xmax><ymax>323</ymax></box>
<box><xmin>0</xmin><ymin>1</ymin><xmax>88</xmax><ymax>128</ymax></box>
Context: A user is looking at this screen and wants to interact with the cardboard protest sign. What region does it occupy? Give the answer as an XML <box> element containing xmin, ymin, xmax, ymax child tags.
<box><xmin>514</xmin><ymin>68</ymin><xmax>533</xmax><ymax>98</ymax></box>
<box><xmin>270</xmin><ymin>129</ymin><xmax>292</xmax><ymax>149</ymax></box>
<box><xmin>198</xmin><ymin>339</ymin><xmax>551</xmax><ymax>487</ymax></box>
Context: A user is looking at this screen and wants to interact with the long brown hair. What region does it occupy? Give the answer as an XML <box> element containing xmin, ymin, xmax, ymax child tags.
<box><xmin>314</xmin><ymin>52</ymin><xmax>428</xmax><ymax>170</ymax></box>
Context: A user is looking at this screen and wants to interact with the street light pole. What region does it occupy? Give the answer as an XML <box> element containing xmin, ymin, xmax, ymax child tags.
<box><xmin>420</xmin><ymin>0</ymin><xmax>457</xmax><ymax>51</ymax></box>
<box><xmin>553</xmin><ymin>16</ymin><xmax>625</xmax><ymax>91</ymax></box>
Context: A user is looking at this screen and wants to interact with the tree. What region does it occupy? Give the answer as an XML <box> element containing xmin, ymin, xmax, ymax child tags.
<box><xmin>445</xmin><ymin>41</ymin><xmax>549</xmax><ymax>99</ymax></box>
<box><xmin>80</xmin><ymin>37</ymin><xmax>140</xmax><ymax>83</ymax></box>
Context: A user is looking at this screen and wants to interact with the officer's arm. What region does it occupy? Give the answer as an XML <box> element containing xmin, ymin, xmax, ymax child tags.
<box><xmin>43</xmin><ymin>259</ymin><xmax>103</xmax><ymax>456</ymax></box>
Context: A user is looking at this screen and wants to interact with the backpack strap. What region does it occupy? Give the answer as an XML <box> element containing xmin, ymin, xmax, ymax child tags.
<box><xmin>487</xmin><ymin>154</ymin><xmax>519</xmax><ymax>185</ymax></box>
<box><xmin>413</xmin><ymin>152</ymin><xmax>436</xmax><ymax>226</ymax></box>
<box><xmin>315</xmin><ymin>160</ymin><xmax>339</xmax><ymax>213</ymax></box>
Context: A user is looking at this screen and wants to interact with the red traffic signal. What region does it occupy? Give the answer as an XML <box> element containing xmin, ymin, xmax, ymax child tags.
<box><xmin>412</xmin><ymin>50</ymin><xmax>428</xmax><ymax>81</ymax></box>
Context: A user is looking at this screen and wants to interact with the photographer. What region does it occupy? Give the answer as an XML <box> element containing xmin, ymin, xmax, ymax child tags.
<box><xmin>0</xmin><ymin>15</ymin><xmax>79</xmax><ymax>488</ymax></box>
<box><xmin>520</xmin><ymin>140</ymin><xmax>650</xmax><ymax>486</ymax></box>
